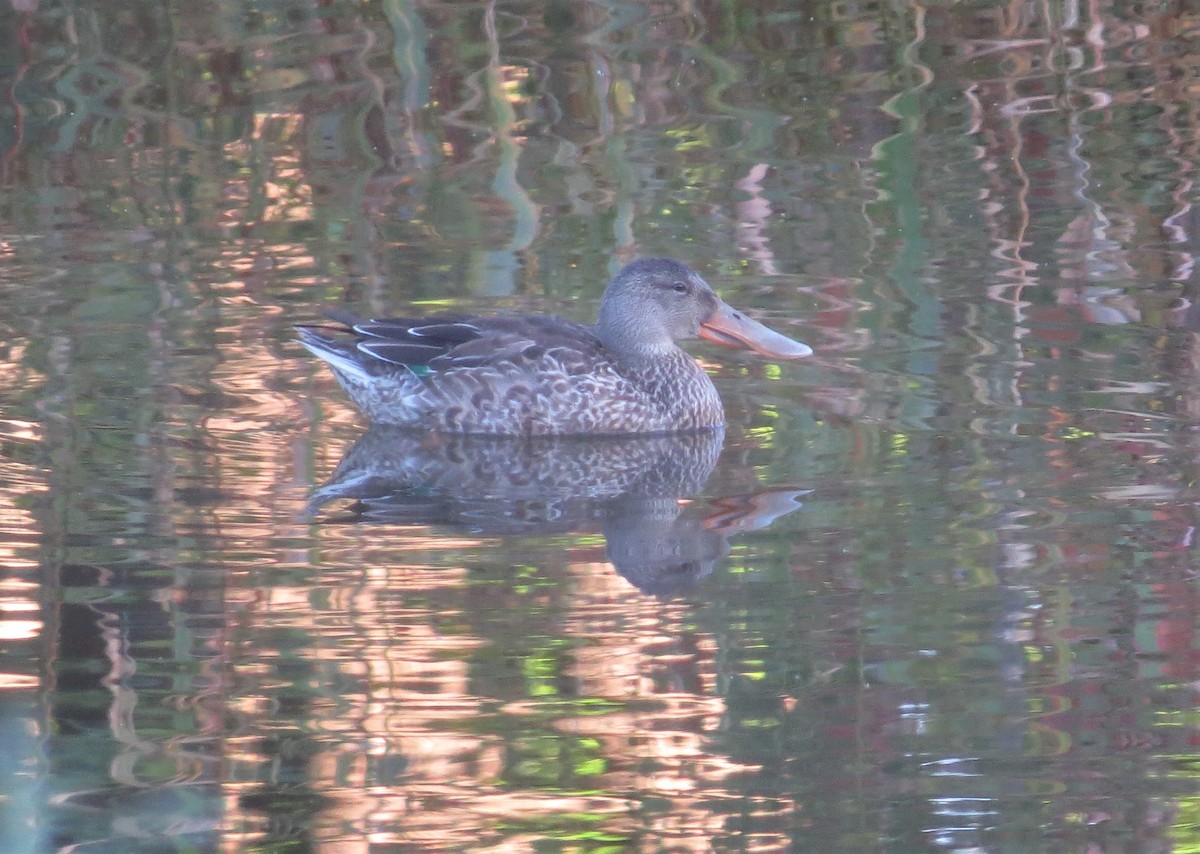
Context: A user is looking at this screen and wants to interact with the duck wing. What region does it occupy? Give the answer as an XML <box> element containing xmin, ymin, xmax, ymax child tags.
<box><xmin>308</xmin><ymin>311</ymin><xmax>608</xmax><ymax>376</ymax></box>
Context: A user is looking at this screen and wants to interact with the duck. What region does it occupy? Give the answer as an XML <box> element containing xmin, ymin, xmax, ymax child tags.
<box><xmin>296</xmin><ymin>257</ymin><xmax>811</xmax><ymax>435</ymax></box>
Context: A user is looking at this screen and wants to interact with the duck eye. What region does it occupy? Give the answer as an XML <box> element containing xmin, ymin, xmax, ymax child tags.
<box><xmin>671</xmin><ymin>281</ymin><xmax>689</xmax><ymax>294</ymax></box>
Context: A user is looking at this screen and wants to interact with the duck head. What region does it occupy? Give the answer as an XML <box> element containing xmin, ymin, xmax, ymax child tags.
<box><xmin>596</xmin><ymin>258</ymin><xmax>813</xmax><ymax>360</ymax></box>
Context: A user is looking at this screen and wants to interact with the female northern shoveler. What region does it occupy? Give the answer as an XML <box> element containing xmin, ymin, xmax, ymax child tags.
<box><xmin>297</xmin><ymin>258</ymin><xmax>811</xmax><ymax>435</ymax></box>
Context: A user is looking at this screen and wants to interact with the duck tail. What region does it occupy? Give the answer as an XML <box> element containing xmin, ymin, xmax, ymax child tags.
<box><xmin>296</xmin><ymin>324</ymin><xmax>375</xmax><ymax>384</ymax></box>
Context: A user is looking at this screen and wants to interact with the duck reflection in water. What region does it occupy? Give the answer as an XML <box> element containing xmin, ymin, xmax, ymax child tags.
<box><xmin>309</xmin><ymin>426</ymin><xmax>805</xmax><ymax>596</ymax></box>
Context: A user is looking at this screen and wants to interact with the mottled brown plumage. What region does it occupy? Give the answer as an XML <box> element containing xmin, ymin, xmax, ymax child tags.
<box><xmin>297</xmin><ymin>258</ymin><xmax>811</xmax><ymax>435</ymax></box>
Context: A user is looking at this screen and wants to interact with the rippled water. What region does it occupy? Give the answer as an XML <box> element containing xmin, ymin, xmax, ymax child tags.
<box><xmin>4</xmin><ymin>1</ymin><xmax>1200</xmax><ymax>851</ymax></box>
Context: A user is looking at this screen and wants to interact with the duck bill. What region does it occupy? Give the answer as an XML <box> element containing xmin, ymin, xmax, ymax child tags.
<box><xmin>699</xmin><ymin>300</ymin><xmax>813</xmax><ymax>359</ymax></box>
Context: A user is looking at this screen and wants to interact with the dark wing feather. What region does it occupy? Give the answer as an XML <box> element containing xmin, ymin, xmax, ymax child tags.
<box><xmin>432</xmin><ymin>316</ymin><xmax>608</xmax><ymax>372</ymax></box>
<box><xmin>341</xmin><ymin>314</ymin><xmax>485</xmax><ymax>369</ymax></box>
<box><xmin>407</xmin><ymin>322</ymin><xmax>483</xmax><ymax>343</ymax></box>
<box><xmin>358</xmin><ymin>340</ymin><xmax>448</xmax><ymax>366</ymax></box>
<box><xmin>354</xmin><ymin>318</ymin><xmax>480</xmax><ymax>342</ymax></box>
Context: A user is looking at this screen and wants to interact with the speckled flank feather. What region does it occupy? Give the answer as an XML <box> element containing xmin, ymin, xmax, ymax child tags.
<box><xmin>297</xmin><ymin>258</ymin><xmax>810</xmax><ymax>436</ymax></box>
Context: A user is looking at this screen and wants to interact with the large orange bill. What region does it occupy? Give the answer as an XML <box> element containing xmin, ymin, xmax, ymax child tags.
<box><xmin>699</xmin><ymin>300</ymin><xmax>812</xmax><ymax>359</ymax></box>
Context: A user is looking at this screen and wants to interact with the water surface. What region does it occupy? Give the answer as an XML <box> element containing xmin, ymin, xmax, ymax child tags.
<box><xmin>3</xmin><ymin>1</ymin><xmax>1200</xmax><ymax>851</ymax></box>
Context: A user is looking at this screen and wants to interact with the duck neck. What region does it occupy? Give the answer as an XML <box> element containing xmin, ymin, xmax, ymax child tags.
<box><xmin>596</xmin><ymin>314</ymin><xmax>680</xmax><ymax>367</ymax></box>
